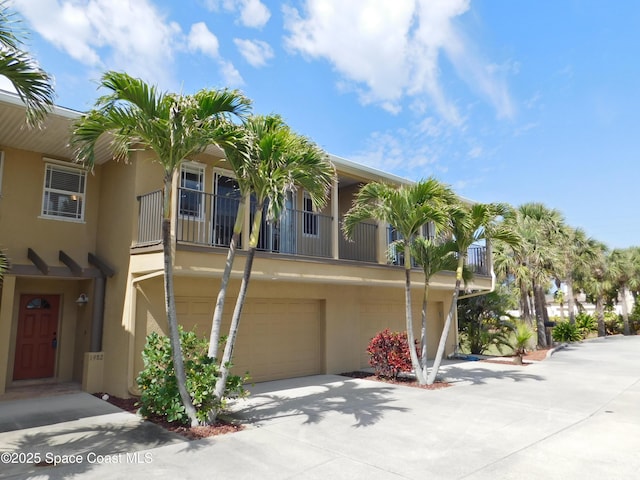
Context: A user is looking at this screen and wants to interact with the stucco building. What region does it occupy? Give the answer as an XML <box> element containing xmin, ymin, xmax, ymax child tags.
<box><xmin>0</xmin><ymin>91</ymin><xmax>493</xmax><ymax>398</ymax></box>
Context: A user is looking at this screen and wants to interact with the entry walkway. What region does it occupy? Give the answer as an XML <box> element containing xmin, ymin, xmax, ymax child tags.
<box><xmin>1</xmin><ymin>336</ymin><xmax>639</xmax><ymax>479</ymax></box>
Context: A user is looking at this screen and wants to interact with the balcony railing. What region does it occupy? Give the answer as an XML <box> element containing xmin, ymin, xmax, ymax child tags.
<box><xmin>385</xmin><ymin>227</ymin><xmax>489</xmax><ymax>275</ymax></box>
<box><xmin>466</xmin><ymin>245</ymin><xmax>488</xmax><ymax>275</ymax></box>
<box><xmin>136</xmin><ymin>190</ymin><xmax>162</xmax><ymax>246</ymax></box>
<box><xmin>134</xmin><ymin>189</ymin><xmax>489</xmax><ymax>275</ymax></box>
<box><xmin>340</xmin><ymin>220</ymin><xmax>377</xmax><ymax>263</ymax></box>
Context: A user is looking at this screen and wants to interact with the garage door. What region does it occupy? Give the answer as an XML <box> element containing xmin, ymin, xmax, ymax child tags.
<box><xmin>175</xmin><ymin>296</ymin><xmax>324</xmax><ymax>383</ymax></box>
<box><xmin>230</xmin><ymin>299</ymin><xmax>323</xmax><ymax>382</ymax></box>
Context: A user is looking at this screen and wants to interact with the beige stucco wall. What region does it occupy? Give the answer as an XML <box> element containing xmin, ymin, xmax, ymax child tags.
<box><xmin>119</xmin><ymin>270</ymin><xmax>457</xmax><ymax>397</ymax></box>
<box><xmin>0</xmin><ymin>146</ymin><xmax>101</xmax><ymax>268</ymax></box>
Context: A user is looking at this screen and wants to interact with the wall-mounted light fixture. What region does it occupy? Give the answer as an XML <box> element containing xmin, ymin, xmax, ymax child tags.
<box><xmin>76</xmin><ymin>293</ymin><xmax>89</xmax><ymax>305</ymax></box>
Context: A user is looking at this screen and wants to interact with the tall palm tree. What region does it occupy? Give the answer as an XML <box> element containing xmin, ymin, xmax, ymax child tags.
<box><xmin>575</xmin><ymin>241</ymin><xmax>610</xmax><ymax>337</ymax></box>
<box><xmin>210</xmin><ymin>115</ymin><xmax>334</xmax><ymax>420</ymax></box>
<box><xmin>0</xmin><ymin>1</ymin><xmax>54</xmax><ymax>125</ymax></box>
<box><xmin>343</xmin><ymin>179</ymin><xmax>454</xmax><ymax>385</ymax></box>
<box><xmin>609</xmin><ymin>248</ymin><xmax>637</xmax><ymax>335</ymax></box>
<box><xmin>494</xmin><ymin>203</ymin><xmax>563</xmax><ymax>347</ymax></box>
<box><xmin>72</xmin><ymin>71</ymin><xmax>251</xmax><ymax>426</ymax></box>
<box><xmin>427</xmin><ymin>202</ymin><xmax>518</xmax><ymax>385</ymax></box>
<box><xmin>553</xmin><ymin>227</ymin><xmax>597</xmax><ymax>325</ymax></box>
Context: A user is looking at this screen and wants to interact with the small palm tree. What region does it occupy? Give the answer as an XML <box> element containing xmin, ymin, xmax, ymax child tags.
<box><xmin>210</xmin><ymin>115</ymin><xmax>334</xmax><ymax>421</ymax></box>
<box><xmin>72</xmin><ymin>71</ymin><xmax>251</xmax><ymax>426</ymax></box>
<box><xmin>512</xmin><ymin>321</ymin><xmax>534</xmax><ymax>365</ymax></box>
<box><xmin>344</xmin><ymin>179</ymin><xmax>454</xmax><ymax>385</ymax></box>
<box><xmin>427</xmin><ymin>201</ymin><xmax>519</xmax><ymax>385</ymax></box>
<box><xmin>0</xmin><ymin>1</ymin><xmax>54</xmax><ymax>125</ymax></box>
<box><xmin>411</xmin><ymin>237</ymin><xmax>460</xmax><ymax>377</ymax></box>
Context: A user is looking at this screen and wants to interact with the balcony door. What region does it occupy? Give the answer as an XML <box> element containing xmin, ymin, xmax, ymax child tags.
<box><xmin>213</xmin><ymin>172</ymin><xmax>242</xmax><ymax>247</ymax></box>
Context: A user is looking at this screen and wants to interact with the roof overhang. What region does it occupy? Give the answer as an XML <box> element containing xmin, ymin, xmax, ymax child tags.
<box><xmin>0</xmin><ymin>89</ymin><xmax>113</xmax><ymax>165</ymax></box>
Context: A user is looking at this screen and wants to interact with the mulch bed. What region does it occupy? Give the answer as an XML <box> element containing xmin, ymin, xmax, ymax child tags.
<box><xmin>93</xmin><ymin>393</ymin><xmax>243</xmax><ymax>440</ymax></box>
<box><xmin>340</xmin><ymin>371</ymin><xmax>451</xmax><ymax>390</ymax></box>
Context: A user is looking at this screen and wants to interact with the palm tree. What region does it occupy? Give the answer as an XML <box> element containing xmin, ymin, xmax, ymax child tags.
<box><xmin>343</xmin><ymin>179</ymin><xmax>454</xmax><ymax>385</ymax></box>
<box><xmin>494</xmin><ymin>203</ymin><xmax>564</xmax><ymax>348</ymax></box>
<box><xmin>410</xmin><ymin>237</ymin><xmax>460</xmax><ymax>377</ymax></box>
<box><xmin>427</xmin><ymin>202</ymin><xmax>518</xmax><ymax>385</ymax></box>
<box><xmin>609</xmin><ymin>248</ymin><xmax>637</xmax><ymax>335</ymax></box>
<box><xmin>553</xmin><ymin>227</ymin><xmax>597</xmax><ymax>325</ymax></box>
<box><xmin>576</xmin><ymin>241</ymin><xmax>610</xmax><ymax>337</ymax></box>
<box><xmin>210</xmin><ymin>115</ymin><xmax>334</xmax><ymax>420</ymax></box>
<box><xmin>72</xmin><ymin>71</ymin><xmax>251</xmax><ymax>426</ymax></box>
<box><xmin>0</xmin><ymin>1</ymin><xmax>54</xmax><ymax>125</ymax></box>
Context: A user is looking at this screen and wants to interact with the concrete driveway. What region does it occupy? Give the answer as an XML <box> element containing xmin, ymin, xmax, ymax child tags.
<box><xmin>2</xmin><ymin>336</ymin><xmax>639</xmax><ymax>479</ymax></box>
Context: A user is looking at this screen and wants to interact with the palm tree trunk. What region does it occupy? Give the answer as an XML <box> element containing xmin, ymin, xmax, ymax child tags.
<box><xmin>427</xmin><ymin>257</ymin><xmax>463</xmax><ymax>385</ymax></box>
<box><xmin>595</xmin><ymin>295</ymin><xmax>605</xmax><ymax>337</ymax></box>
<box><xmin>161</xmin><ymin>180</ymin><xmax>199</xmax><ymax>427</ymax></box>
<box><xmin>621</xmin><ymin>285</ymin><xmax>631</xmax><ymax>335</ymax></box>
<box><xmin>208</xmin><ymin>198</ymin><xmax>245</xmax><ymax>359</ymax></box>
<box><xmin>566</xmin><ymin>278</ymin><xmax>576</xmax><ymax>324</ymax></box>
<box><xmin>403</xmin><ymin>242</ymin><xmax>427</xmax><ymax>385</ymax></box>
<box><xmin>533</xmin><ymin>283</ymin><xmax>547</xmax><ymax>348</ymax></box>
<box><xmin>211</xmin><ymin>201</ymin><xmax>263</xmax><ymax>422</ymax></box>
<box><xmin>419</xmin><ymin>278</ymin><xmax>430</xmax><ymax>376</ymax></box>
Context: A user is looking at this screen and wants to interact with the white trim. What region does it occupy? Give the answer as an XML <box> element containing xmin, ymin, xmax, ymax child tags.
<box><xmin>41</xmin><ymin>162</ymin><xmax>87</xmax><ymax>222</ymax></box>
<box><xmin>42</xmin><ymin>156</ymin><xmax>88</xmax><ymax>170</ymax></box>
<box><xmin>178</xmin><ymin>161</ymin><xmax>206</xmax><ymax>220</ymax></box>
<box><xmin>302</xmin><ymin>191</ymin><xmax>320</xmax><ymax>238</ymax></box>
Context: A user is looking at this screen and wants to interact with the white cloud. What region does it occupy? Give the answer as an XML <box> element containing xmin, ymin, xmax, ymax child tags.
<box><xmin>234</xmin><ymin>38</ymin><xmax>274</xmax><ymax>67</ymax></box>
<box><xmin>188</xmin><ymin>22</ymin><xmax>220</xmax><ymax>58</ymax></box>
<box><xmin>284</xmin><ymin>0</ymin><xmax>514</xmax><ymax>124</ymax></box>
<box><xmin>12</xmin><ymin>1</ymin><xmax>244</xmax><ymax>92</ymax></box>
<box><xmin>219</xmin><ymin>59</ymin><xmax>244</xmax><ymax>87</ymax></box>
<box><xmin>203</xmin><ymin>0</ymin><xmax>270</xmax><ymax>28</ymax></box>
<box><xmin>12</xmin><ymin>0</ymin><xmax>181</xmax><ymax>87</ymax></box>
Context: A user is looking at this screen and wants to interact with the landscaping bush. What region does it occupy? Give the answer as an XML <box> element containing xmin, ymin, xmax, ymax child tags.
<box><xmin>457</xmin><ymin>288</ymin><xmax>517</xmax><ymax>355</ymax></box>
<box><xmin>367</xmin><ymin>329</ymin><xmax>414</xmax><ymax>379</ymax></box>
<box><xmin>551</xmin><ymin>321</ymin><xmax>582</xmax><ymax>343</ymax></box>
<box><xmin>604</xmin><ymin>310</ymin><xmax>623</xmax><ymax>335</ymax></box>
<box><xmin>137</xmin><ymin>328</ymin><xmax>248</xmax><ymax>425</ymax></box>
<box><xmin>575</xmin><ymin>312</ymin><xmax>597</xmax><ymax>338</ymax></box>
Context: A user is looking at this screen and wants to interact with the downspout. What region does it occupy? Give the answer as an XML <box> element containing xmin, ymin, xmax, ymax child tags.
<box><xmin>89</xmin><ymin>274</ymin><xmax>106</xmax><ymax>352</ymax></box>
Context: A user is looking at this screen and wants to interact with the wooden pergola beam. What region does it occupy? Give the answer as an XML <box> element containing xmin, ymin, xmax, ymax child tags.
<box><xmin>59</xmin><ymin>250</ymin><xmax>83</xmax><ymax>276</ymax></box>
<box><xmin>27</xmin><ymin>248</ymin><xmax>49</xmax><ymax>275</ymax></box>
<box><xmin>88</xmin><ymin>252</ymin><xmax>115</xmax><ymax>278</ymax></box>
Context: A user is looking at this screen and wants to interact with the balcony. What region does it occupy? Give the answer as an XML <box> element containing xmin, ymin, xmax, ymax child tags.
<box><xmin>134</xmin><ymin>189</ymin><xmax>489</xmax><ymax>276</ymax></box>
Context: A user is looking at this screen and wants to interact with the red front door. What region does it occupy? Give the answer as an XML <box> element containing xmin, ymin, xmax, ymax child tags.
<box><xmin>13</xmin><ymin>295</ymin><xmax>60</xmax><ymax>380</ymax></box>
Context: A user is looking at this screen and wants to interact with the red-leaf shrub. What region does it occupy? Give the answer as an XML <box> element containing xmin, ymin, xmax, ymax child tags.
<box><xmin>366</xmin><ymin>329</ymin><xmax>413</xmax><ymax>379</ymax></box>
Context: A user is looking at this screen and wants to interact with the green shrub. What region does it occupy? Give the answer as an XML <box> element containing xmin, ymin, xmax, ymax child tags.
<box><xmin>575</xmin><ymin>313</ymin><xmax>597</xmax><ymax>337</ymax></box>
<box><xmin>458</xmin><ymin>288</ymin><xmax>517</xmax><ymax>355</ymax></box>
<box><xmin>367</xmin><ymin>329</ymin><xmax>413</xmax><ymax>379</ymax></box>
<box><xmin>604</xmin><ymin>310</ymin><xmax>623</xmax><ymax>335</ymax></box>
<box><xmin>136</xmin><ymin>328</ymin><xmax>248</xmax><ymax>425</ymax></box>
<box><xmin>552</xmin><ymin>321</ymin><xmax>582</xmax><ymax>342</ymax></box>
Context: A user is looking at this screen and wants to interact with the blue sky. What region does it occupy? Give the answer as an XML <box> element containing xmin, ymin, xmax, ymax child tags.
<box><xmin>6</xmin><ymin>1</ymin><xmax>639</xmax><ymax>249</ymax></box>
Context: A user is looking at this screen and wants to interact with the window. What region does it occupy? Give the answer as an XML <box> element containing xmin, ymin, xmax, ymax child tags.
<box><xmin>179</xmin><ymin>163</ymin><xmax>205</xmax><ymax>218</ymax></box>
<box><xmin>41</xmin><ymin>163</ymin><xmax>86</xmax><ymax>221</ymax></box>
<box><xmin>303</xmin><ymin>191</ymin><xmax>318</xmax><ymax>237</ymax></box>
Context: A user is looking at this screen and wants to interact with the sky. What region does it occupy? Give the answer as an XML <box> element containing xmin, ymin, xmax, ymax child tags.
<box><xmin>5</xmin><ymin>0</ymin><xmax>639</xmax><ymax>249</ymax></box>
